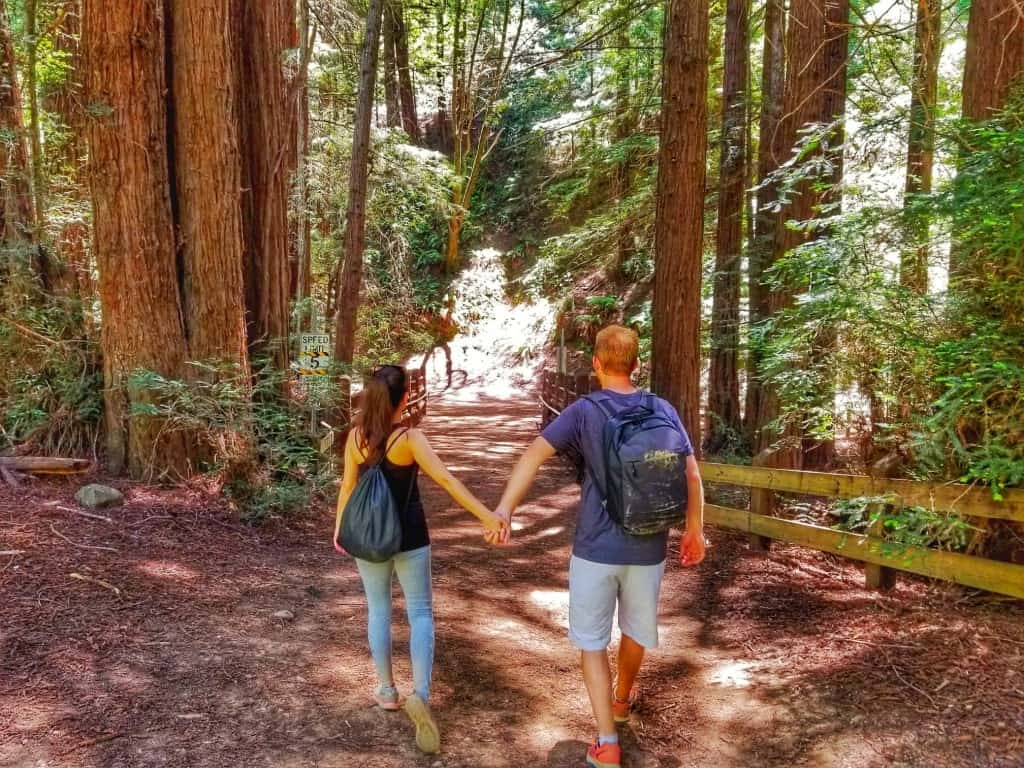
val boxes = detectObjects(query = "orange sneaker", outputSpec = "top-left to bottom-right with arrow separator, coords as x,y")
612,683 -> 639,723
586,740 -> 622,768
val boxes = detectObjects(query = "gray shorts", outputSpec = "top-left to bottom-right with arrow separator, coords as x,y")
568,555 -> 666,652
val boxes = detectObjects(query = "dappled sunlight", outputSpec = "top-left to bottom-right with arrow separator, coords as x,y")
136,559 -> 201,583
706,660 -> 755,689
428,246 -> 555,401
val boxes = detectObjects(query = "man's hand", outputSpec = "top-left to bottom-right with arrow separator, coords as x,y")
484,506 -> 513,546
680,529 -> 706,567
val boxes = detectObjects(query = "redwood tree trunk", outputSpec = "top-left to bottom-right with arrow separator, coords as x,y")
952,0 -> 1024,279
393,0 -> 420,142
900,0 -> 940,293
801,0 -> 848,470
706,0 -> 748,452
962,0 -> 1024,122
383,1 -> 401,129
755,0 -> 830,466
82,0 -> 192,477
237,0 -> 294,370
613,15 -> 634,274
651,0 -> 709,451
171,0 -> 249,369
334,0 -> 385,367
0,0 -> 35,252
744,0 -> 785,443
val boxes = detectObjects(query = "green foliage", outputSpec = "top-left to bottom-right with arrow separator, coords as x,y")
127,361 -> 336,522
829,496 -> 974,552
0,303 -> 101,457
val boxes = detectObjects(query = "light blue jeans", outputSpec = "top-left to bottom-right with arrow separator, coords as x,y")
355,545 -> 434,701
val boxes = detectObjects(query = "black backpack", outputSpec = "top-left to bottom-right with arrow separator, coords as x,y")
338,428 -> 415,562
583,392 -> 690,536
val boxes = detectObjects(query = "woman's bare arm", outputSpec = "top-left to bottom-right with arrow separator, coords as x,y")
406,429 -> 504,534
333,431 -> 361,543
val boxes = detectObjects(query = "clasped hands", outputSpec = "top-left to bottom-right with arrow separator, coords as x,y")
482,505 -> 513,547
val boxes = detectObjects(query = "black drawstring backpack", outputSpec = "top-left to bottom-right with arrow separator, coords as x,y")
338,428 -> 414,562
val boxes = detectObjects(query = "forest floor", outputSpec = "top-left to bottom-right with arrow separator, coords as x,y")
3,250 -> 1024,768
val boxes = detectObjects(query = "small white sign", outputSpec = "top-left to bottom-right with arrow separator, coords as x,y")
298,334 -> 331,377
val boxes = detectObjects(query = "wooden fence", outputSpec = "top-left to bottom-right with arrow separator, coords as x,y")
538,369 -> 1024,600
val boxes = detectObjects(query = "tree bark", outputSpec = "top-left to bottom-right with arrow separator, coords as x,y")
744,0 -> 785,443
25,0 -> 45,231
82,0 -> 192,477
333,0 -> 385,367
613,13 -> 634,274
393,0 -> 420,142
801,0 -> 848,470
962,0 -> 1024,122
0,0 -> 35,255
755,0 -> 830,466
900,0 -> 940,294
706,0 -> 748,452
651,0 -> 709,452
382,1 -> 400,129
293,0 -> 313,334
952,0 -> 1024,279
171,0 -> 249,370
236,0 -> 294,370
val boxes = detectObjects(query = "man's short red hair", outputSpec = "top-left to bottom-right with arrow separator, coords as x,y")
595,325 -> 639,375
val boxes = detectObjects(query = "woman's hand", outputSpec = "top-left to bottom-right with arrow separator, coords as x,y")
483,507 -> 512,546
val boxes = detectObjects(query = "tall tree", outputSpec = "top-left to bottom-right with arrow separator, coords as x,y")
754,0 -> 830,466
801,0 -> 848,470
24,0 -> 44,230
382,1 -> 401,129
651,0 -> 709,448
293,0 -> 314,334
392,0 -> 420,142
443,0 -> 524,273
334,0 -> 385,367
236,0 -> 295,370
171,0 -> 249,369
706,0 -> 749,452
0,0 -> 35,258
900,0 -> 941,293
82,0 -> 192,476
962,0 -> 1024,123
612,5 -> 635,273
744,0 -> 785,442
952,0 -> 1024,280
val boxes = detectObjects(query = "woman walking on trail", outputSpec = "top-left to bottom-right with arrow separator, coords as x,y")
332,364 -> 507,755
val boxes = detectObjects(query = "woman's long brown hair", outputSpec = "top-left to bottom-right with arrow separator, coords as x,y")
354,365 -> 407,463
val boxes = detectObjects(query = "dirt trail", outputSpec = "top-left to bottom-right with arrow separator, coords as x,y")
2,251 -> 1023,767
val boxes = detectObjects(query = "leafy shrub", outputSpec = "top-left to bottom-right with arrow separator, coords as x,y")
0,302 -> 101,457
128,359 -> 336,522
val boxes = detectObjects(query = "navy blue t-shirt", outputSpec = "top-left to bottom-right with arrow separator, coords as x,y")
541,388 -> 693,566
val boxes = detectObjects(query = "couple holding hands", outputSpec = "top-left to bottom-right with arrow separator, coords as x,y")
332,325 -> 706,768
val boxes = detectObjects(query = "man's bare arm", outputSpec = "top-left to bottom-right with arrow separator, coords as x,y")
680,454 -> 706,566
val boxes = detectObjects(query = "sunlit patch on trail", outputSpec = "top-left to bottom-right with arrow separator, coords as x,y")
425,245 -> 555,400
529,589 -> 569,628
136,559 -> 201,583
706,660 -> 755,689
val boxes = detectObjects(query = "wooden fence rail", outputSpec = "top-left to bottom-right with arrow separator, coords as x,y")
537,368 -> 1024,600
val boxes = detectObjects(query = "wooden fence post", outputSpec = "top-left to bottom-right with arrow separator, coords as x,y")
749,449 -> 774,552
864,503 -> 898,590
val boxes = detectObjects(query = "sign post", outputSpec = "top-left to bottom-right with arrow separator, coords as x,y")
298,334 -> 332,439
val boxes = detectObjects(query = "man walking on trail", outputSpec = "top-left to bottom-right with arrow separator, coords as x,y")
491,324 -> 706,768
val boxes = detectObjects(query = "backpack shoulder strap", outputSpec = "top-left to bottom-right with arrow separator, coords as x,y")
373,426 -> 411,467
581,393 -> 616,420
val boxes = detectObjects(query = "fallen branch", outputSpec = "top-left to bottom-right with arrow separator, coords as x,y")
57,505 -> 114,524
49,524 -> 118,553
69,572 -> 122,596
0,456 -> 91,474
0,550 -> 24,556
